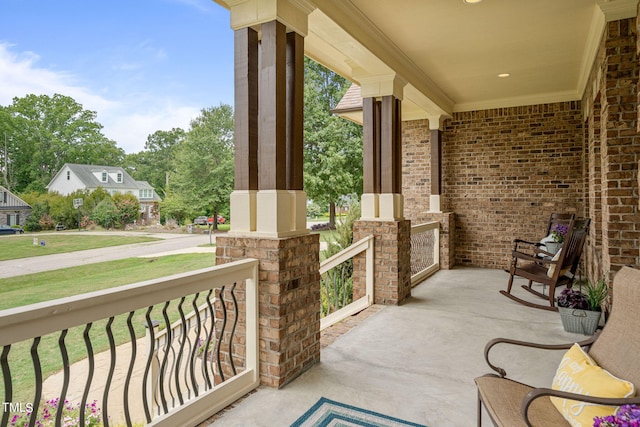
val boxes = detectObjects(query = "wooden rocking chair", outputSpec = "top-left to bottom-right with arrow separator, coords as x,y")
511,213 -> 575,258
500,217 -> 590,311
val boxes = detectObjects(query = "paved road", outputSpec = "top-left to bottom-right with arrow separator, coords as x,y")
0,231 -> 218,279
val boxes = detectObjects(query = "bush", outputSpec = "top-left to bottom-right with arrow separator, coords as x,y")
320,202 -> 360,316
311,222 -> 334,231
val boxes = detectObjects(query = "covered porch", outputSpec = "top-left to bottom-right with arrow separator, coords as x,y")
203,268 -> 589,427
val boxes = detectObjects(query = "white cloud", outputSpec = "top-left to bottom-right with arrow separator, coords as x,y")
100,103 -> 199,153
0,42 -> 201,154
0,42 -> 114,112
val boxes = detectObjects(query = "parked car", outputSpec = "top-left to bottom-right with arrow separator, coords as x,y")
194,215 -> 226,225
0,224 -> 24,235
193,216 -> 208,225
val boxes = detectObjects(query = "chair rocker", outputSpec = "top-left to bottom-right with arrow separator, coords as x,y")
476,266 -> 640,426
500,217 -> 590,311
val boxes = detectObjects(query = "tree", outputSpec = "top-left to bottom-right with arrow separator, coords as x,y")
165,104 -> 234,229
123,128 -> 185,198
303,58 -> 363,226
1,94 -> 124,193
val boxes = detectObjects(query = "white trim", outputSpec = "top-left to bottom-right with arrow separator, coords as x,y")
319,235 -> 375,330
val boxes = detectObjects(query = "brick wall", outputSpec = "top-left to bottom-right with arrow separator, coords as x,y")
401,18 -> 640,277
403,119 -> 432,218
215,234 -> 320,388
402,103 -> 584,269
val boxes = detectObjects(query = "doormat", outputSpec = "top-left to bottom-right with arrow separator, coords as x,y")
290,397 -> 427,427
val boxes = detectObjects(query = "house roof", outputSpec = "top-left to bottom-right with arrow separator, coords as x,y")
0,185 -> 32,210
48,164 -> 161,201
331,84 -> 363,124
63,163 -> 140,188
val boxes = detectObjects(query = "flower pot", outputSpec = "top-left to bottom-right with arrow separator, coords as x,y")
558,307 -> 601,335
545,242 -> 562,255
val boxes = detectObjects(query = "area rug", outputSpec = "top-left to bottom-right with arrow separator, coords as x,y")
290,397 -> 427,427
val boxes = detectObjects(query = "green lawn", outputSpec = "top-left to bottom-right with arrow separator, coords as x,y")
0,253 -> 217,404
0,234 -> 159,261
0,253 -> 216,310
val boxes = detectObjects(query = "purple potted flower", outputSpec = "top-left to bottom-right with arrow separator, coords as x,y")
593,404 -> 640,426
556,280 -> 608,335
557,288 -> 589,310
551,223 -> 569,243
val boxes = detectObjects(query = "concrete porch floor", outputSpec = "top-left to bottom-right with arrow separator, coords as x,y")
204,267 -> 589,427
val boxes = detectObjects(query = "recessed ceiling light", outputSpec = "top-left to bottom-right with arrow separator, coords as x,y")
497,73 -> 510,78
463,0 -> 483,4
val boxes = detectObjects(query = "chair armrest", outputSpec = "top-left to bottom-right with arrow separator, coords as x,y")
513,239 -> 543,252
513,239 -> 540,246
511,248 -> 557,264
484,335 -> 598,377
521,388 -> 640,427
533,247 -> 555,258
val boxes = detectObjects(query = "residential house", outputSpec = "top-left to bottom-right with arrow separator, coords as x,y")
46,163 -> 161,224
0,185 -> 31,227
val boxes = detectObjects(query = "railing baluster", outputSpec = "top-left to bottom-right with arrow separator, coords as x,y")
216,286 -> 227,383
142,306 -> 155,423
123,311 -> 136,427
158,301 -> 171,413
79,323 -> 94,427
203,289 -> 215,389
102,317 -> 116,427
56,329 -> 70,427
228,283 -> 238,376
189,293 -> 201,396
182,314 -> 194,400
174,297 -> 187,406
29,337 -> 42,427
1,345 -> 11,427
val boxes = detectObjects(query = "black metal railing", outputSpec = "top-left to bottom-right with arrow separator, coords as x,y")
0,259 -> 259,427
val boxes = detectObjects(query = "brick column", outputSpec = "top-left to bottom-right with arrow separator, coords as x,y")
600,18 -> 640,277
216,234 -> 320,387
353,220 -> 411,305
354,74 -> 411,304
223,0 -> 318,388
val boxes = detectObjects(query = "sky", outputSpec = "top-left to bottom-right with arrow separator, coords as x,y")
1,0 -> 235,153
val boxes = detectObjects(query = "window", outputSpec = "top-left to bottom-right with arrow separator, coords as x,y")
117,172 -> 123,183
67,171 -> 71,180
139,189 -> 153,199
101,171 -> 108,183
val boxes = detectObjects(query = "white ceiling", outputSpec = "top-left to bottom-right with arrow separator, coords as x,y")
305,0 -> 638,118
215,0 -> 639,119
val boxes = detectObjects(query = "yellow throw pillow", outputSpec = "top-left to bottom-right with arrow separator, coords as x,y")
551,343 -> 635,426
